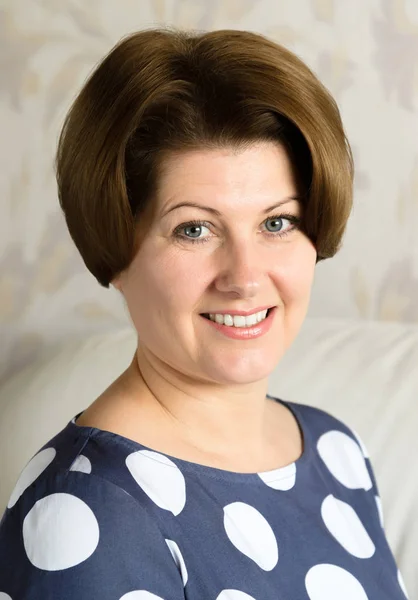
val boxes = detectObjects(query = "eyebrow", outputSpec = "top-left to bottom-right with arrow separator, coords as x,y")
161,196 -> 301,218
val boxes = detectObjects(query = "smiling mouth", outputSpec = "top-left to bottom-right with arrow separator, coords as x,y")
200,308 -> 273,319
200,307 -> 274,327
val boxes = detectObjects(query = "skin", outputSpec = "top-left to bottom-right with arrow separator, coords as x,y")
78,141 -> 317,472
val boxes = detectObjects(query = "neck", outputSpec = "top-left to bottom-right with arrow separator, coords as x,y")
126,346 -> 273,456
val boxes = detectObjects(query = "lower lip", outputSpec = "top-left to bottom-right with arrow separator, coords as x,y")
200,308 -> 276,340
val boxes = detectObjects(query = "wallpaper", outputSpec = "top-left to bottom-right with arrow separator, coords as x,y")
1,0 -> 418,380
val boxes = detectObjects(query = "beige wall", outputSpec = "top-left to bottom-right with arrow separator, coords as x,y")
1,0 -> 418,381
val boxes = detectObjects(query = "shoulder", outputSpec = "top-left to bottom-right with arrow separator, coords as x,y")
1,418 -> 165,555
272,396 -> 376,480
283,398 -> 366,450
2,412 -> 192,541
0,427 -> 186,598
281,398 -> 381,494
2,414 -> 179,516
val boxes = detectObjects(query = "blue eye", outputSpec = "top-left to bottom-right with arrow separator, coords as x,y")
265,217 -> 284,232
263,214 -> 300,237
184,224 -> 204,238
173,220 -> 212,244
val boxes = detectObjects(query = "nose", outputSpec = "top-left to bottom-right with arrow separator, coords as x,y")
214,238 -> 262,298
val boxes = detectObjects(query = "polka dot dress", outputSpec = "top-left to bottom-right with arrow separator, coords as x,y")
0,397 -> 409,599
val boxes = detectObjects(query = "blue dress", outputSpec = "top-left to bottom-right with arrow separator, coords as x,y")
0,396 -> 409,599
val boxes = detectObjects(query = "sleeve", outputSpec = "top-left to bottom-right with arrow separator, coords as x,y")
350,427 -> 386,528
352,429 -> 412,597
0,471 -> 186,600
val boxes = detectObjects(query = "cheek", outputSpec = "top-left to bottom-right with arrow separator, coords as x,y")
277,241 -> 317,303
279,243 -> 316,347
126,245 -> 212,315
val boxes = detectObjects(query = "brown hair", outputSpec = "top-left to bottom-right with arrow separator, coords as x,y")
55,26 -> 353,287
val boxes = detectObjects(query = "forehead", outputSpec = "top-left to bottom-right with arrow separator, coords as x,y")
156,142 -> 298,209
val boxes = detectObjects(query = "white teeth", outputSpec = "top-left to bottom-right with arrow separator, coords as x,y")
208,309 -> 269,327
233,315 -> 246,328
246,313 -> 258,326
224,314 -> 234,326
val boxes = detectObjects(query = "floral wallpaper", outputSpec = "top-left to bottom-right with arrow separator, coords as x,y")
1,0 -> 418,380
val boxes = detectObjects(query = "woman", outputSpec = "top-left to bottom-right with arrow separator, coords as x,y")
0,27 -> 408,599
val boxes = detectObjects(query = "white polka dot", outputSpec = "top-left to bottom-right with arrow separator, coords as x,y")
375,495 -> 384,528
223,502 -> 278,571
119,593 -> 165,600
398,569 -> 409,598
305,563 -> 369,599
7,447 -> 56,509
165,539 -> 188,586
216,591 -> 257,599
317,430 -> 372,491
23,493 -> 99,570
351,429 -> 369,458
0,593 -> 13,599
258,463 -> 296,490
126,450 -> 186,516
321,495 -> 375,558
69,455 -> 92,474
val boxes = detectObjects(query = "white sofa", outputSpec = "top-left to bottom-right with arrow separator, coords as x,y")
0,317 -> 415,597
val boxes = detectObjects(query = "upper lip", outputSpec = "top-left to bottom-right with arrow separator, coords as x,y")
201,305 -> 275,316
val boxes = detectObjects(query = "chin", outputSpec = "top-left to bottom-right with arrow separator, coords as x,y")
203,348 -> 284,386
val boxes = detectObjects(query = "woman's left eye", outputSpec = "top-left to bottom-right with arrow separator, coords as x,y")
263,214 -> 300,236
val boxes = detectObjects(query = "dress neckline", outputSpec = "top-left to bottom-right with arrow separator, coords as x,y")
69,395 -> 311,485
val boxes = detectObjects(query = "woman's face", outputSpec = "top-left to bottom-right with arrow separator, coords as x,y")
114,142 -> 317,385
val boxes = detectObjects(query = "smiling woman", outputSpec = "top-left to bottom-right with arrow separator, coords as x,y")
109,142 -> 316,387
0,26 -> 407,600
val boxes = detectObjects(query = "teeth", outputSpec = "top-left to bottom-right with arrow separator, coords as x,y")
224,314 -> 234,327
208,309 -> 269,327
233,315 -> 246,327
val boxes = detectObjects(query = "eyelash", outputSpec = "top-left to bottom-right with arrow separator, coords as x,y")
172,213 -> 301,245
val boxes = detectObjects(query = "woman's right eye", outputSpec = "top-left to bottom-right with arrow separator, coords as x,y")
173,220 -> 212,244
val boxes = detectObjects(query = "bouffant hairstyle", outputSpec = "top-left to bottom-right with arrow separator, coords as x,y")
55,27 -> 353,288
